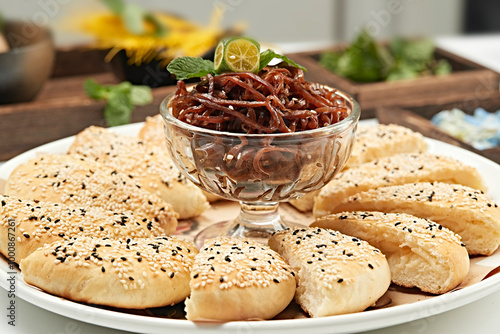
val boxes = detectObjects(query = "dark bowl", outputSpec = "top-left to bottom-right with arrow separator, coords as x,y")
0,21 -> 55,104
109,47 -> 216,88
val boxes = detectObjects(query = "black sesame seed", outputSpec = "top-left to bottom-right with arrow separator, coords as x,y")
273,279 -> 280,283
170,272 -> 175,278
368,263 -> 374,269
102,266 -> 105,273
337,278 -> 344,283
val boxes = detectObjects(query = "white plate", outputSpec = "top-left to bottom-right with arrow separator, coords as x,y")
1,121 -> 500,334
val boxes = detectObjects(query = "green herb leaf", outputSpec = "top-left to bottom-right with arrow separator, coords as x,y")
130,85 -> 153,105
319,51 -> 341,73
386,62 -> 419,81
104,89 -> 134,127
321,29 -> 449,83
84,79 -> 153,127
100,0 -> 125,15
84,79 -> 107,100
433,59 -> 452,76
167,57 -> 215,81
259,49 -> 307,72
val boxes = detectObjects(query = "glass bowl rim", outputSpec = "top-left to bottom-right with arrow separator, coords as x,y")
160,85 -> 360,139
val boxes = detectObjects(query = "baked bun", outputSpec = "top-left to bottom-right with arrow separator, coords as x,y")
138,115 -> 221,203
332,182 -> 500,255
268,227 -> 391,317
138,115 -> 165,146
314,153 -> 486,218
68,126 -> 209,219
312,211 -> 470,294
345,124 -> 428,169
289,124 -> 428,212
0,195 -> 167,262
5,154 -> 178,234
20,236 -> 198,309
185,237 -> 295,321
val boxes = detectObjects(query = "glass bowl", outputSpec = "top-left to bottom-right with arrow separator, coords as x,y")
160,88 -> 360,246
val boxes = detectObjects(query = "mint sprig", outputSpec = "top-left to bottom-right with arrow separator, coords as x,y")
84,79 -> 153,127
167,57 -> 215,81
167,49 -> 306,81
259,49 -> 307,72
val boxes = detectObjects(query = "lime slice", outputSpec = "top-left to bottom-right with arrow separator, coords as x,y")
214,37 -> 261,74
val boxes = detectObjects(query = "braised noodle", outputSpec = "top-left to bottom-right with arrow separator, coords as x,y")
168,65 -> 351,190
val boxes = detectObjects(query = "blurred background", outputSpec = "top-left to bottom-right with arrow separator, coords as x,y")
1,0 -> 499,47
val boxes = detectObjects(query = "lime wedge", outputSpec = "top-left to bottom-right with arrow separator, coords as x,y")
214,37 -> 261,74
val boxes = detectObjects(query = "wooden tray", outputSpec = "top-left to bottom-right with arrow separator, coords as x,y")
0,47 -> 177,161
287,47 -> 500,119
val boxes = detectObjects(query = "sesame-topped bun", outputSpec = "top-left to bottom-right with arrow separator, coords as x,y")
312,211 -> 470,294
268,227 -> 391,317
289,124 -> 428,212
138,115 -> 221,203
314,153 -> 486,218
345,124 -> 428,169
0,195 -> 167,262
332,182 -> 500,255
20,236 -> 198,309
5,154 -> 178,234
68,126 -> 209,219
185,237 -> 295,321
138,114 -> 166,147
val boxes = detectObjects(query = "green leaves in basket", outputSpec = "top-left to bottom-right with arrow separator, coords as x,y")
84,79 -> 153,127
319,29 -> 452,83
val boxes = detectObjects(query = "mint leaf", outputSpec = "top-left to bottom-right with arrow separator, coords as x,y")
259,49 -> 307,72
319,51 -> 341,73
130,85 -> 153,105
105,89 -> 133,127
167,57 -> 215,81
84,79 -> 153,127
84,79 -> 107,100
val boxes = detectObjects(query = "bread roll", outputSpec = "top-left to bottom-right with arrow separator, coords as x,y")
68,126 -> 209,219
312,211 -> 470,294
345,124 -> 428,169
138,115 -> 221,203
289,124 -> 428,212
332,182 -> 500,255
269,227 -> 391,317
314,153 -> 486,218
5,154 -> 178,234
138,115 -> 165,146
0,194 -> 167,262
20,236 -> 198,309
185,237 -> 295,321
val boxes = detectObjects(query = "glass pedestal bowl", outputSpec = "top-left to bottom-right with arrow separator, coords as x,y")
160,90 -> 360,247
